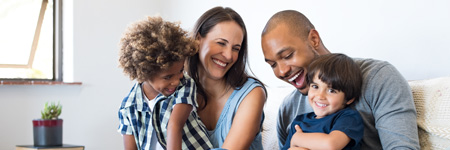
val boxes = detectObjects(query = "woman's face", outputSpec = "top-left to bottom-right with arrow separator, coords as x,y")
197,21 -> 244,80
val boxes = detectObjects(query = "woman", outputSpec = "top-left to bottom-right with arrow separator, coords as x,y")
187,6 -> 267,149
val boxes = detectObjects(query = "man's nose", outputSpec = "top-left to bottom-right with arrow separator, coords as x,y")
277,63 -> 290,79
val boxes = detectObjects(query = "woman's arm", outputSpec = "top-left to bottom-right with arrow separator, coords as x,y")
123,134 -> 138,150
290,125 -> 350,150
166,103 -> 193,150
221,87 -> 266,149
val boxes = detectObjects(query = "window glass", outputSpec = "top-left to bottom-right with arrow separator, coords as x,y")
0,0 -> 54,80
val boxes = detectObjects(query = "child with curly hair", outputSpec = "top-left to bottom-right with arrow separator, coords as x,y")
117,16 -> 212,150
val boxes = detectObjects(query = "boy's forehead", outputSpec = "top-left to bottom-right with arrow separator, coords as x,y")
155,61 -> 185,75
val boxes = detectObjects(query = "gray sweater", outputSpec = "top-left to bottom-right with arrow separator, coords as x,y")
277,58 -> 420,150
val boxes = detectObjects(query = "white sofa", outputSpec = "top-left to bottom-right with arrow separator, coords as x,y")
261,76 -> 450,150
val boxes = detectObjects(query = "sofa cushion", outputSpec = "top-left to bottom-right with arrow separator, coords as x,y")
409,77 -> 450,150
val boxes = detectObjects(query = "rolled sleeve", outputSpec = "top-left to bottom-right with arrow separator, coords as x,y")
118,108 -> 133,135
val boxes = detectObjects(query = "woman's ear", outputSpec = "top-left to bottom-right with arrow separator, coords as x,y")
346,98 -> 356,105
196,33 -> 202,41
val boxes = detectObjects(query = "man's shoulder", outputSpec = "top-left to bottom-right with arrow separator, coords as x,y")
353,58 -> 391,72
353,57 -> 402,81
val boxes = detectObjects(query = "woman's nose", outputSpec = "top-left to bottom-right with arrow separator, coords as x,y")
222,47 -> 233,61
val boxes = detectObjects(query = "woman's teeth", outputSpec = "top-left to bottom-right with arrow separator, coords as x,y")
213,59 -> 226,67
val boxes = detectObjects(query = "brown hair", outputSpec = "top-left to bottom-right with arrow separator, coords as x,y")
188,6 -> 265,106
119,16 -> 197,82
306,53 -> 362,102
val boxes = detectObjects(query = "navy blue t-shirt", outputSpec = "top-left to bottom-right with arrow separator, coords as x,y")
282,107 -> 363,150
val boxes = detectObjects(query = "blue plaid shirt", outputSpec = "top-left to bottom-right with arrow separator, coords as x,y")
118,74 -> 212,150
152,75 -> 212,150
117,82 -> 154,150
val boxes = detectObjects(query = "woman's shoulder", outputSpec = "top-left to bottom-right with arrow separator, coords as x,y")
235,78 -> 266,104
237,78 -> 265,95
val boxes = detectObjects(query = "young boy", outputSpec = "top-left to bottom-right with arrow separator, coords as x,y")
282,53 -> 364,150
117,16 -> 212,150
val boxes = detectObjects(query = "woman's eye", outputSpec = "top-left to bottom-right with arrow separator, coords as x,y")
217,42 -> 226,46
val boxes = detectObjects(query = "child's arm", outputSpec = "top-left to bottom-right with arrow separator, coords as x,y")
123,134 -> 138,150
290,125 -> 351,150
288,147 -> 309,150
166,103 -> 193,150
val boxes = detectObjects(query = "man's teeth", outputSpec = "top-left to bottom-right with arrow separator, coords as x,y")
288,72 -> 301,82
213,59 -> 226,67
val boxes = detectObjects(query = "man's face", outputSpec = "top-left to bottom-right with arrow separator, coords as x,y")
261,24 -> 318,94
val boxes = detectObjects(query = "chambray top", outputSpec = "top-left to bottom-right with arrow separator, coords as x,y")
152,75 -> 212,150
208,78 -> 265,149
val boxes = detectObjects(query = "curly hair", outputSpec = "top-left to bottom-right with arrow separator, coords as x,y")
119,16 -> 198,83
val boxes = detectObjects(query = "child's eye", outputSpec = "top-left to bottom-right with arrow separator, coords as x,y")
310,84 -> 318,89
328,89 -> 337,93
164,75 -> 172,80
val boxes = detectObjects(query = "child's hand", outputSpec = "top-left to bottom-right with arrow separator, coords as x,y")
290,125 -> 304,147
294,125 -> 303,133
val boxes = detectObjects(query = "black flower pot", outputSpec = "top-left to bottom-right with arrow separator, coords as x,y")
33,119 -> 63,146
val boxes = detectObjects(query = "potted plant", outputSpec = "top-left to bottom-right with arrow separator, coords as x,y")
33,102 -> 63,146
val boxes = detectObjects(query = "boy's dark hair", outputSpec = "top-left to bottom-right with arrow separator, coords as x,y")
118,16 -> 198,83
306,53 -> 362,102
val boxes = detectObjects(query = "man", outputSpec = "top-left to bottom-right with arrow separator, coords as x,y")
261,10 -> 419,149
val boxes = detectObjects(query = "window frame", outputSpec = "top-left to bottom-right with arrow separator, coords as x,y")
0,0 -> 81,85
0,0 -> 62,82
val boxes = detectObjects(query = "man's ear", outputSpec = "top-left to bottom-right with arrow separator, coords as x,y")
346,98 -> 356,105
308,29 -> 321,50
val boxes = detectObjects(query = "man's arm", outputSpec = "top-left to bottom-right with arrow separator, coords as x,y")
166,104 -> 192,150
277,103 -> 289,149
364,63 -> 419,149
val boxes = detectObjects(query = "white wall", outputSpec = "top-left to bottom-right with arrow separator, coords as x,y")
1,0 -> 450,149
160,0 -> 450,87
